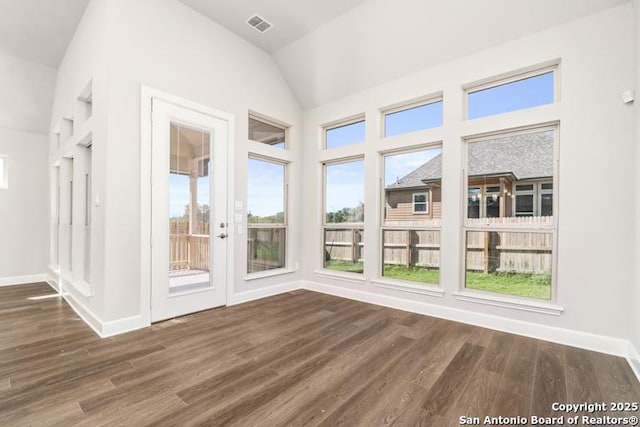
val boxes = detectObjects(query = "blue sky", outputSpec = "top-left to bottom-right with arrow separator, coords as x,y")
325,160 -> 364,214
385,101 -> 442,137
384,148 -> 441,187
169,174 -> 210,218
247,158 -> 284,217
468,71 -> 553,119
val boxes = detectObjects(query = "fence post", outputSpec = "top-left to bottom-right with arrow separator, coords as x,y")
351,229 -> 356,263
405,229 -> 411,267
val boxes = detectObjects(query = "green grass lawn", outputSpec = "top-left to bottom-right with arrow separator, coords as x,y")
466,271 -> 551,300
326,261 -> 550,300
383,264 -> 550,300
325,260 -> 364,273
383,265 -> 440,284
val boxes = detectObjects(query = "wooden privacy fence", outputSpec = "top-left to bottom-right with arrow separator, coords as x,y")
326,221 -> 552,274
247,227 -> 286,273
169,234 -> 209,272
324,229 -> 364,263
466,231 -> 552,274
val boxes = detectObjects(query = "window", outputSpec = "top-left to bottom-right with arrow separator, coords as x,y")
0,155 -> 7,189
464,127 -> 556,300
382,147 -> 442,285
412,192 -> 429,214
384,99 -> 443,137
247,157 -> 287,273
467,68 -> 555,119
249,115 -> 286,149
514,182 -> 553,217
325,119 -> 365,150
323,159 -> 364,273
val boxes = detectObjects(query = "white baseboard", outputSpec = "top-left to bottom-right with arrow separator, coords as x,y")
302,280 -> 632,360
101,315 -> 146,338
62,292 -> 104,338
228,281 -> 301,306
0,274 -> 48,287
628,343 -> 640,383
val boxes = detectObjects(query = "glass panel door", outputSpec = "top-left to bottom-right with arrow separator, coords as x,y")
168,123 -> 212,294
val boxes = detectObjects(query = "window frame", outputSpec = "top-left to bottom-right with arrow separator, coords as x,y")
322,115 -> 366,150
461,124 -> 559,304
378,144 -> 443,289
321,156 -> 366,275
246,154 -> 289,276
464,62 -> 559,120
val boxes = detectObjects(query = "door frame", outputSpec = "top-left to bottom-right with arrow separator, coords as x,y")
140,86 -> 235,326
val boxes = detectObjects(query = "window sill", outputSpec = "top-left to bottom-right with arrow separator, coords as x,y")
452,291 -> 563,316
245,268 -> 295,281
314,270 -> 366,284
371,278 -> 444,297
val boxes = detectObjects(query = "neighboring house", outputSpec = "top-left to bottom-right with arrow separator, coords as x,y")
385,131 -> 554,220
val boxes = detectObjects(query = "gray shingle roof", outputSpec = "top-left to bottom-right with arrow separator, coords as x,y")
386,130 -> 553,190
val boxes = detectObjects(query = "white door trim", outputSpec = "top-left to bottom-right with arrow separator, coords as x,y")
140,86 -> 235,326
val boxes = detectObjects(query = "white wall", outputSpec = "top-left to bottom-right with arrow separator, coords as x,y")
302,4 -> 636,350
632,0 -> 640,371
0,50 -> 56,134
0,128 -> 48,281
51,0 -> 302,328
0,50 -> 54,283
49,0 -> 109,319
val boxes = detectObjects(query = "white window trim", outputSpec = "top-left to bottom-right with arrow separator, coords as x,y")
412,192 -> 429,214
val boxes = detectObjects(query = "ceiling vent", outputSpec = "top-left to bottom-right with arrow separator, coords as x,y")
246,14 -> 273,33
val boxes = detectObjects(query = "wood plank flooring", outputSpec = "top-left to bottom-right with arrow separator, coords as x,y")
1,282 -> 639,426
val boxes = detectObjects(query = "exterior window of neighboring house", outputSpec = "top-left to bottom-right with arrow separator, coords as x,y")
0,155 -> 7,189
323,159 -> 365,274
249,115 -> 287,149
466,66 -> 556,119
412,192 -> 429,214
464,127 -> 556,301
514,182 -> 553,217
382,146 -> 442,286
324,118 -> 365,150
383,98 -> 443,137
247,157 -> 287,274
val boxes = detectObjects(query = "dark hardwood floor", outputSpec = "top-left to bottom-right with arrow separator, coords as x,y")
1,282 -> 639,426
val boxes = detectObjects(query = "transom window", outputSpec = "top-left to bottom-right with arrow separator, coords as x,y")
324,119 -> 365,150
466,66 -> 556,119
248,115 -> 287,149
383,99 -> 443,137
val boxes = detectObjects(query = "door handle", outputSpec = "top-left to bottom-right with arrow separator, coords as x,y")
216,233 -> 228,239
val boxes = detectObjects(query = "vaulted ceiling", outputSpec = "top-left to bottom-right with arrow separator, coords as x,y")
0,0 -> 630,108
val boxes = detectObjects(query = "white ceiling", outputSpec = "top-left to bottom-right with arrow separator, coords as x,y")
177,0 -> 368,53
0,0 -> 89,68
273,0 -> 631,108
